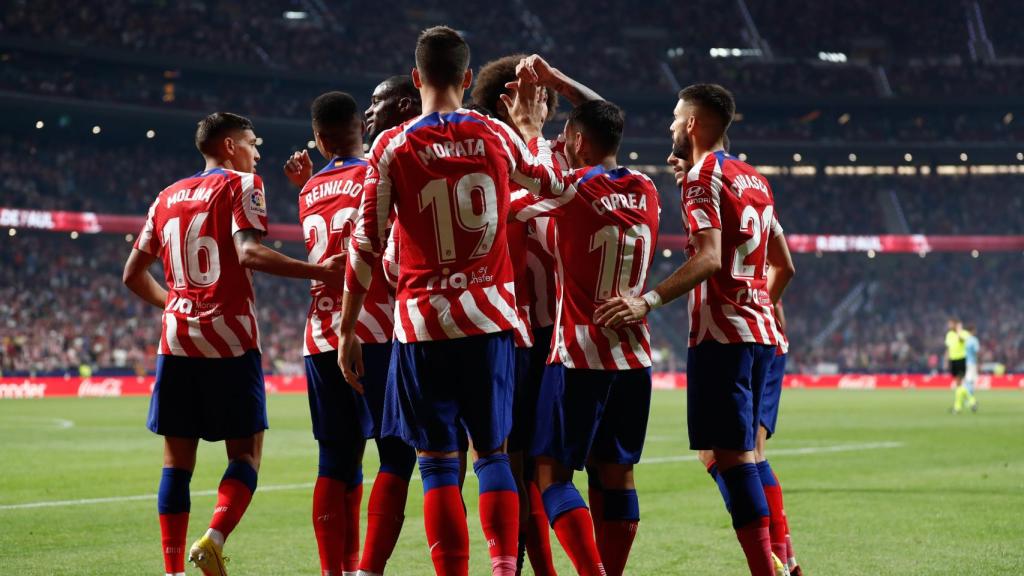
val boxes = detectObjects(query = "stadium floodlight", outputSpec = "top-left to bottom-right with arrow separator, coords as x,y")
738,153 -> 748,161
867,249 -> 876,259
904,153 -> 913,162
7,228 -> 15,237
971,250 -> 980,258
662,249 -> 672,258
818,51 -> 848,63
146,130 -> 156,139
1017,152 -> 1023,161
793,153 -> 802,162
255,137 -> 264,146
1004,113 -> 1014,125
283,11 -> 308,19
307,140 -> 316,149
848,153 -> 857,162
838,113 -> 850,125
629,152 -> 639,160
125,234 -> 134,242
960,152 -> 968,162
91,125 -> 101,134
35,120 -> 44,129
70,231 -> 79,239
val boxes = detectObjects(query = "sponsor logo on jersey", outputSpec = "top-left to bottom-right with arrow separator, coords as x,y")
685,185 -> 706,199
250,187 -> 267,215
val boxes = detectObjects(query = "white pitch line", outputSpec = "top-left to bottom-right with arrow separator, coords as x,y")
641,441 -> 904,464
0,441 -> 902,511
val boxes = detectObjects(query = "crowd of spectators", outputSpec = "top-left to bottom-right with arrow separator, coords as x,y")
3,231 -> 1022,377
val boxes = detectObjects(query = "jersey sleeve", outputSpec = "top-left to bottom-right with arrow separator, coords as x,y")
508,169 -> 582,222
134,198 -> 160,255
770,212 -> 784,237
346,136 -> 394,294
682,159 -> 723,233
488,118 -> 572,201
231,173 -> 269,235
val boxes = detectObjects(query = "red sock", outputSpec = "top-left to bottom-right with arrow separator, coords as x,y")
587,485 -> 604,543
525,482 -> 557,576
762,481 -> 789,562
360,471 -> 409,573
344,484 -> 363,572
479,490 -> 520,575
735,517 -> 774,576
312,476 -> 347,574
159,512 -> 189,573
552,508 -> 606,576
598,520 -> 638,576
209,478 -> 255,539
424,485 -> 470,575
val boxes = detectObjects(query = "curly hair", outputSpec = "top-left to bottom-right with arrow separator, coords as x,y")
471,54 -> 558,123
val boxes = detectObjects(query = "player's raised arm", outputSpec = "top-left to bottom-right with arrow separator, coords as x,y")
232,230 -> 344,288
515,54 -> 602,106
498,81 -> 574,199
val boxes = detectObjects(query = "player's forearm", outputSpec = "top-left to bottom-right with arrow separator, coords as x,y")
338,289 -> 367,334
767,265 -> 794,305
652,250 -> 721,306
238,242 -> 328,281
125,272 -> 168,309
548,67 -> 602,106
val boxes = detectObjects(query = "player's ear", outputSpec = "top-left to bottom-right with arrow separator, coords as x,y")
462,69 -> 473,89
411,68 -> 422,89
222,135 -> 236,157
397,97 -> 412,114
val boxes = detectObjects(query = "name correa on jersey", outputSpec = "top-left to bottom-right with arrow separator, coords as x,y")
299,157 -> 396,355
345,109 -> 570,343
135,168 -> 267,358
683,151 -> 784,347
512,164 -> 661,370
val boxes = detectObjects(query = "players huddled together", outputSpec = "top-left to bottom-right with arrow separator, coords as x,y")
123,25 -> 803,576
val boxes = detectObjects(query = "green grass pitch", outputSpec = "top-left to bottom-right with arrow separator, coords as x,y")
1,389 -> 1022,575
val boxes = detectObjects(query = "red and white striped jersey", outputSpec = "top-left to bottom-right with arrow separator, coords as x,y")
346,109 -> 570,343
507,218 -> 535,348
512,165 -> 660,370
683,151 -> 784,347
299,157 -> 395,356
135,167 -> 267,357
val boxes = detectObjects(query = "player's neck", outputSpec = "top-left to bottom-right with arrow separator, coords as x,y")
596,156 -> 618,170
204,157 -> 231,172
691,138 -> 726,166
330,146 -> 363,160
419,86 -> 464,115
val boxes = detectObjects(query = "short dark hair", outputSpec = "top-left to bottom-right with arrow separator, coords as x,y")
311,91 -> 360,132
195,112 -> 253,155
567,100 -> 624,156
415,26 -> 470,88
678,83 -> 735,130
471,54 -> 557,122
382,75 -> 420,103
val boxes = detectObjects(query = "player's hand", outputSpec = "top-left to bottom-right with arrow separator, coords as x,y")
337,332 -> 365,393
667,154 -> 687,187
594,296 -> 651,328
284,150 -> 313,189
501,80 -> 546,140
516,54 -> 558,87
319,254 -> 346,291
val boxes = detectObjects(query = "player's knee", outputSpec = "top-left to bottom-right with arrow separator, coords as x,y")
697,449 -> 716,467
318,440 -> 362,485
595,461 -> 634,491
376,436 -> 416,481
712,447 -> 755,471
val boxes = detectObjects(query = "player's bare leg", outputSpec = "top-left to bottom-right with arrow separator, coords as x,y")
755,428 -> 801,575
593,462 -> 639,576
535,456 -> 605,576
714,448 -> 777,576
159,437 -> 199,576
189,432 -> 264,576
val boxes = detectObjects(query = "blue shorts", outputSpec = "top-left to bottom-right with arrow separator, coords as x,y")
358,343 -> 394,438
147,350 -> 268,442
305,348 -> 377,442
686,342 -> 776,451
509,325 -> 555,452
383,331 -> 514,453
530,363 -> 652,470
760,353 -> 787,439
